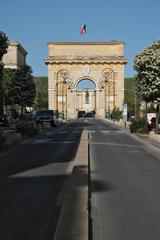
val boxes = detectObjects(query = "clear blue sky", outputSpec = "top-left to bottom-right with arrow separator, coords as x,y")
1,0 -> 160,77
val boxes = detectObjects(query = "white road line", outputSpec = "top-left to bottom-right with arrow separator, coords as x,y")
100,130 -> 125,134
100,130 -> 110,133
31,140 -> 76,144
88,130 -> 95,133
90,141 -> 144,148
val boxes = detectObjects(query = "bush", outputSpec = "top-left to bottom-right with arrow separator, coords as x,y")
137,126 -> 150,134
110,108 -> 122,121
16,122 -> 36,137
129,118 -> 151,133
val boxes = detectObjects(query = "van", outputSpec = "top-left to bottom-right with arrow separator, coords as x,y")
36,110 -> 55,126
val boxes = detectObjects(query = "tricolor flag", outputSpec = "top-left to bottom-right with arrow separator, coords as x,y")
80,24 -> 86,35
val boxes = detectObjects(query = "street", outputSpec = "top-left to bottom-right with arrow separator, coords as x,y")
1,118 -> 160,240
89,118 -> 160,240
0,121 -> 84,240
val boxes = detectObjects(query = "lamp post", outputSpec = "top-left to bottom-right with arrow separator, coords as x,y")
100,68 -> 114,118
94,90 -> 96,114
55,69 -> 75,121
56,69 -> 69,121
113,72 -> 116,121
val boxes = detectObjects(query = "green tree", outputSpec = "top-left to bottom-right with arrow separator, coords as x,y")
124,77 -> 141,119
0,31 -> 8,115
2,68 -> 13,106
34,76 -> 48,110
134,40 -> 160,104
10,65 -> 36,114
0,31 -> 8,60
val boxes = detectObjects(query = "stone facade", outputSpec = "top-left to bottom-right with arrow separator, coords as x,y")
2,41 -> 27,69
45,42 -> 127,119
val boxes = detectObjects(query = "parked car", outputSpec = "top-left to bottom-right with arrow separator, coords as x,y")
84,112 -> 95,118
35,110 -> 55,127
77,111 -> 86,118
0,115 -> 10,127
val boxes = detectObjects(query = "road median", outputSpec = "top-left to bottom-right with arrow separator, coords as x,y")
53,130 -> 89,240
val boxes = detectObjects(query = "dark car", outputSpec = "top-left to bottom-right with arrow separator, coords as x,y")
35,110 -> 55,126
84,112 -> 94,118
77,111 -> 86,118
0,115 -> 10,127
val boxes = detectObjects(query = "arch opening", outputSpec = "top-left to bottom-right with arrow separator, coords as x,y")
76,79 -> 96,115
76,79 -> 96,91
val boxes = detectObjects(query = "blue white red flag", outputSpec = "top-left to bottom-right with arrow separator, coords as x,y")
80,24 -> 86,35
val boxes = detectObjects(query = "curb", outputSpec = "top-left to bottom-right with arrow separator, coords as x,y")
53,130 -> 89,240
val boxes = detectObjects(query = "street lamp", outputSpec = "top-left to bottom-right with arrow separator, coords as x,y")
98,68 -> 114,118
56,69 -> 69,121
55,69 -> 74,121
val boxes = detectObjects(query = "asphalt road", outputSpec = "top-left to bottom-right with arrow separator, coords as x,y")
0,121 -> 85,240
89,118 -> 160,240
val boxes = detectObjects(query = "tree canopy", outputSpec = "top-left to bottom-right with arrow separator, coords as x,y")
0,31 -> 9,114
0,31 -> 8,61
10,65 -> 36,111
2,68 -> 13,105
34,76 -> 48,110
124,77 -> 141,118
134,40 -> 160,103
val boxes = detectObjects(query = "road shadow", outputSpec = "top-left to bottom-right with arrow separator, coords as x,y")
90,179 -> 115,192
0,174 -> 69,240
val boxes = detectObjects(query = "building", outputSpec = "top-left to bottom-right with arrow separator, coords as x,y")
45,41 -> 127,119
2,40 -> 27,69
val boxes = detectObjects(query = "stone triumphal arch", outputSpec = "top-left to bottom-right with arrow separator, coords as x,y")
45,42 -> 127,119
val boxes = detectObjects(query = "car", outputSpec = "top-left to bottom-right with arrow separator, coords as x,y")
77,111 -> 86,118
0,115 -> 10,127
84,112 -> 94,118
35,110 -> 55,126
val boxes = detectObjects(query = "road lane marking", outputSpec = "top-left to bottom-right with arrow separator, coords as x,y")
100,130 -> 125,134
100,130 -> 110,133
88,130 -> 95,133
31,140 -> 76,144
90,141 -> 145,148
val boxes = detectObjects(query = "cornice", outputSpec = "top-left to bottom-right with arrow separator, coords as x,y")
44,56 -> 128,65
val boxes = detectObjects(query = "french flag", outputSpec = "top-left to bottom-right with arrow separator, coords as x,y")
80,24 -> 87,35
